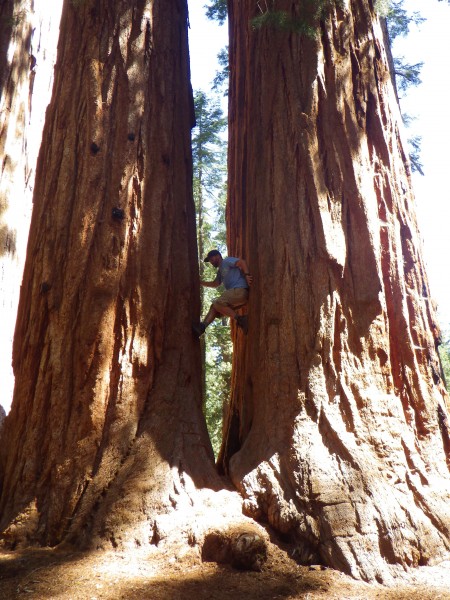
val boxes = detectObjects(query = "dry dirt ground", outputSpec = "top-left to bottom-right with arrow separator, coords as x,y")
1,543 -> 449,600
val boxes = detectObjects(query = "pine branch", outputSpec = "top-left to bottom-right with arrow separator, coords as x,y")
204,0 -> 228,25
393,57 -> 423,93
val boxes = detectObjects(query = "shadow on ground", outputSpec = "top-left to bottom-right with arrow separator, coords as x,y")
1,547 -> 450,600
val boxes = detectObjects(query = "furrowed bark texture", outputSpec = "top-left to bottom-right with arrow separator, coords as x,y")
0,0 -> 61,412
223,0 -> 450,582
0,0 -> 220,549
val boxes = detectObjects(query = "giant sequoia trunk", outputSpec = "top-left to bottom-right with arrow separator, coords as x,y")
222,0 -> 450,582
0,0 -> 222,548
0,0 -> 61,412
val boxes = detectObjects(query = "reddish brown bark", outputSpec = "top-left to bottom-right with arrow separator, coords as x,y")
0,0 -> 221,549
222,0 -> 450,582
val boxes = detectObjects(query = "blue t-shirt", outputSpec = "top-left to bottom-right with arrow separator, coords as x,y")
217,257 -> 248,290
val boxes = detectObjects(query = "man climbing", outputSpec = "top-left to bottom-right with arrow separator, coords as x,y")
193,249 -> 253,337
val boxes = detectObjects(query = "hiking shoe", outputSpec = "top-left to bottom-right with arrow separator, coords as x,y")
235,315 -> 248,334
192,322 -> 206,337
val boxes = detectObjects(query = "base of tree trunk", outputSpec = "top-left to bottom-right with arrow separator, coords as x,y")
228,412 -> 450,583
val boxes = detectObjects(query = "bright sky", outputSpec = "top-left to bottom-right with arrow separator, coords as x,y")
394,0 -> 450,329
188,3 -> 228,93
188,0 -> 450,330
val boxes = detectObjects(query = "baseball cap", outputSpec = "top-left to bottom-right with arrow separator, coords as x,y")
204,249 -> 221,263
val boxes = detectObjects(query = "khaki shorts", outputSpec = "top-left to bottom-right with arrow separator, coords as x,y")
214,287 -> 249,309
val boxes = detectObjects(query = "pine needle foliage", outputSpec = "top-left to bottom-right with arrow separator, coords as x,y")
192,90 -> 230,457
385,0 -> 425,40
393,57 -> 423,94
439,326 -> 450,391
212,46 -> 229,96
251,9 -> 317,38
382,1 -> 425,173
205,0 -> 227,25
251,0 -> 344,38
406,134 -> 424,175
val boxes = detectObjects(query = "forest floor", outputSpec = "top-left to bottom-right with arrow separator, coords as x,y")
1,542 -> 450,600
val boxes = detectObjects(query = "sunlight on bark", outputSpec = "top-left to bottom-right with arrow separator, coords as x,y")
0,0 -> 62,414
